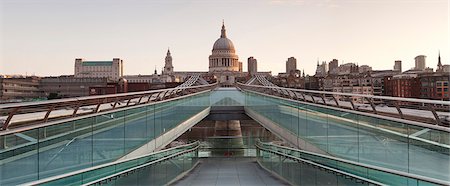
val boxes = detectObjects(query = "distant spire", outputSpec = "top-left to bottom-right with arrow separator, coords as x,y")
221,20 -> 227,38
437,50 -> 443,72
438,50 -> 442,66
167,48 -> 171,56
154,66 -> 157,75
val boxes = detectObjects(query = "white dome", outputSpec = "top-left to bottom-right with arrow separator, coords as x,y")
212,22 -> 236,52
213,37 -> 235,51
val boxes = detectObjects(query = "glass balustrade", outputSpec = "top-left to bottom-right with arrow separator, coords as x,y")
0,93 -> 210,185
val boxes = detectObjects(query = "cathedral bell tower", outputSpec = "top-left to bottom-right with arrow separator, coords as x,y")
163,49 -> 173,75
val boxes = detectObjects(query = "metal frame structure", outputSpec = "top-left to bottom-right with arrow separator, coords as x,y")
0,83 -> 217,131
237,83 -> 450,126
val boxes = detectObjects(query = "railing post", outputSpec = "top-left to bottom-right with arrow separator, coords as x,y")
137,96 -> 143,105
126,97 -> 133,106
2,107 -> 20,130
43,105 -> 55,122
112,98 -> 119,109
394,101 -> 404,119
427,105 -> 442,125
300,92 -> 306,101
72,103 -> 80,117
365,97 -> 377,113
348,96 -> 357,110
320,94 -> 327,105
93,99 -> 103,113
332,95 -> 340,107
310,94 -> 316,103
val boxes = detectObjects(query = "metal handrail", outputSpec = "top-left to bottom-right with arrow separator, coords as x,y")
0,83 -> 217,130
238,83 -> 450,105
0,83 -> 215,109
0,89 -> 211,136
241,87 -> 450,133
237,82 -> 449,125
23,141 -> 199,186
255,141 -> 385,186
256,140 -> 450,186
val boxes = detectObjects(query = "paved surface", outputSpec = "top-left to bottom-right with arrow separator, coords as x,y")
171,158 -> 289,186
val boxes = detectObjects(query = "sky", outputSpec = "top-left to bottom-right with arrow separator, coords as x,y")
0,0 -> 449,76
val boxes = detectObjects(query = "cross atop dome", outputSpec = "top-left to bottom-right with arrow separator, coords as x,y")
221,20 -> 227,38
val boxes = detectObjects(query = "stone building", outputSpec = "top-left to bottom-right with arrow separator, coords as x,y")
0,76 -> 43,101
207,22 -> 247,86
74,58 -> 123,81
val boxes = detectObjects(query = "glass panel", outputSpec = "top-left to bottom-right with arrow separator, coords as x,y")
0,128 -> 39,185
92,111 -> 125,166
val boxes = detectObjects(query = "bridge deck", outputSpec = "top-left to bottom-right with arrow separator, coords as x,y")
171,158 -> 289,186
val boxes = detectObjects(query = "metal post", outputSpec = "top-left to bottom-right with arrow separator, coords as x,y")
43,105 -> 55,122
72,104 -> 80,117
394,101 -> 404,119
94,100 -> 102,113
137,96 -> 143,105
320,94 -> 327,105
332,95 -> 340,107
310,94 -> 316,103
349,98 -> 357,110
427,105 -> 442,125
365,97 -> 377,113
2,107 -> 20,130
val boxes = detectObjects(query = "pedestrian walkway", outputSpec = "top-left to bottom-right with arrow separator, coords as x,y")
171,158 -> 289,186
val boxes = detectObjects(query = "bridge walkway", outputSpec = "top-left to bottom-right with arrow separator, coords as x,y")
171,158 -> 289,186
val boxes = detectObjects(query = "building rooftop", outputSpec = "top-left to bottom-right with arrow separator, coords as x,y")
81,61 -> 113,66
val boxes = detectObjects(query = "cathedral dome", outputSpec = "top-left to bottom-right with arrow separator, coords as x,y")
212,22 -> 235,52
213,37 -> 235,51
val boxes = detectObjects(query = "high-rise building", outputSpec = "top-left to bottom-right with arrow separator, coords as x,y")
163,49 -> 174,75
75,58 -> 123,81
247,57 -> 257,75
328,59 -> 338,74
394,60 -> 402,72
286,57 -> 297,75
414,55 -> 426,70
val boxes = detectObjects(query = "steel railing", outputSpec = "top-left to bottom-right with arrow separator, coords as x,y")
237,82 -> 450,126
0,83 -> 217,130
255,140 -> 449,186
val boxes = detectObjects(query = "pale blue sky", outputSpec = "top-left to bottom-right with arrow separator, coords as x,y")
0,0 -> 448,76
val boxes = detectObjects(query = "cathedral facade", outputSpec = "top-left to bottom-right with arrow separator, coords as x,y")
161,22 -> 269,86
207,22 -> 246,86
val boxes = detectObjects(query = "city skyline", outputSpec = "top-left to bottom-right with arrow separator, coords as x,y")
1,0 -> 449,76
